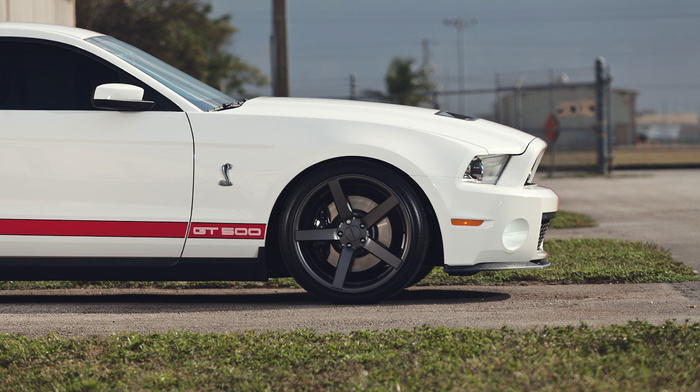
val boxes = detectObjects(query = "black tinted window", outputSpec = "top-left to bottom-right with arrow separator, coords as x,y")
0,40 -> 179,111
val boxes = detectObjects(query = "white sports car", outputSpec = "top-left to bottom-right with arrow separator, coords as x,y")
0,23 -> 558,303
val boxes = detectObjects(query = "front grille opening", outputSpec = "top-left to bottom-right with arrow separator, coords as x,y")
538,212 -> 557,250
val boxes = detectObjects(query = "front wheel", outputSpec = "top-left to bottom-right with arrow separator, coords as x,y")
278,161 -> 429,303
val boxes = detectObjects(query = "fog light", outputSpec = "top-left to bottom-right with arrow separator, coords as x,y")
502,219 -> 529,251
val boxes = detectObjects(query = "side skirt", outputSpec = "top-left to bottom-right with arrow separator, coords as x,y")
0,248 -> 269,282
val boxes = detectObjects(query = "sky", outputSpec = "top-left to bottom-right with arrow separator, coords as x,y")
209,0 -> 700,116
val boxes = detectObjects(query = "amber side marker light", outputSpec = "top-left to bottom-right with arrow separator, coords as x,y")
451,219 -> 484,227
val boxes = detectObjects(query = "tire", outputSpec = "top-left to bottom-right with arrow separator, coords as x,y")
278,160 -> 429,303
408,265 -> 436,287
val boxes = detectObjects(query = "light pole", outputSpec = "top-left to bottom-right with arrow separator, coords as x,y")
443,16 -> 477,114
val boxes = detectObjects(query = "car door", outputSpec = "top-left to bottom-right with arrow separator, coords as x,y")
0,39 -> 194,258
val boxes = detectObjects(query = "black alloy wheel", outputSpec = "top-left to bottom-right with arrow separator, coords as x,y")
279,161 -> 429,303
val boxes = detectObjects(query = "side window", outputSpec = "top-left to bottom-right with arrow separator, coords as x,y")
0,40 -> 179,111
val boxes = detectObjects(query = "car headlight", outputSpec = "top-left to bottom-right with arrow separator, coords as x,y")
464,155 -> 510,184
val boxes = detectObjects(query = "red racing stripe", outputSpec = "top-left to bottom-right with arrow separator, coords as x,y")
0,219 -> 188,238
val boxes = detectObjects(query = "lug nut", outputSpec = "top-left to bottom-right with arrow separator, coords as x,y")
346,219 -> 352,225
337,231 -> 343,237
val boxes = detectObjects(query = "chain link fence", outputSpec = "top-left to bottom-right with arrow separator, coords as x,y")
434,62 -> 700,174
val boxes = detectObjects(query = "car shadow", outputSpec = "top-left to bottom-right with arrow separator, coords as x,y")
393,288 -> 510,303
0,288 -> 510,314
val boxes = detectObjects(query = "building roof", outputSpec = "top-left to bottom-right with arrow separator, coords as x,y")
637,113 -> 698,126
0,22 -> 101,41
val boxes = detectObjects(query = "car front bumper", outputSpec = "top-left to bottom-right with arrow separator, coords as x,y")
424,176 -> 559,270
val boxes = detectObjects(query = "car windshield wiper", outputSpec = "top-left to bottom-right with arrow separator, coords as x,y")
209,100 -> 246,112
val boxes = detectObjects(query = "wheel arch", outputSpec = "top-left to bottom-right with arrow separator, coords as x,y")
264,156 -> 444,277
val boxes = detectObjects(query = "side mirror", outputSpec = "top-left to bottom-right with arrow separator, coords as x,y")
92,83 -> 155,111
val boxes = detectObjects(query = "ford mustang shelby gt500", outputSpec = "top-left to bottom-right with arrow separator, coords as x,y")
0,23 -> 558,303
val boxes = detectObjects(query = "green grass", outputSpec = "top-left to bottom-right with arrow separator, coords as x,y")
0,321 -> 697,391
419,238 -> 698,286
550,210 -> 596,229
1,238 -> 696,290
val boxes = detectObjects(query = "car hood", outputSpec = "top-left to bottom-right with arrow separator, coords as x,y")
228,97 -> 539,154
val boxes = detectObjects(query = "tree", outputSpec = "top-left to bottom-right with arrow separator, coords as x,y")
76,0 -> 267,96
363,57 -> 434,107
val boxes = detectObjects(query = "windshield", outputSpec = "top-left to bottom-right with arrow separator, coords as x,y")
86,36 -> 236,111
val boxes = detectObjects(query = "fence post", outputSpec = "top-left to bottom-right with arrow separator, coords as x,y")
605,63 -> 614,170
595,58 -> 611,175
548,69 -> 556,177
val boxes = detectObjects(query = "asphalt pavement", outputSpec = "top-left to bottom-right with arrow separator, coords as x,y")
537,168 -> 700,273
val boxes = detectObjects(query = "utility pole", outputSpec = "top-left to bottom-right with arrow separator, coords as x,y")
443,15 -> 476,114
421,39 -> 431,69
272,0 -> 289,97
349,73 -> 357,100
422,39 -> 439,108
494,72 -> 501,123
514,74 -> 525,131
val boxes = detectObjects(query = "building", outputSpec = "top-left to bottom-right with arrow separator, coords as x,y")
495,83 -> 638,150
636,112 -> 699,144
1,0 -> 75,26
